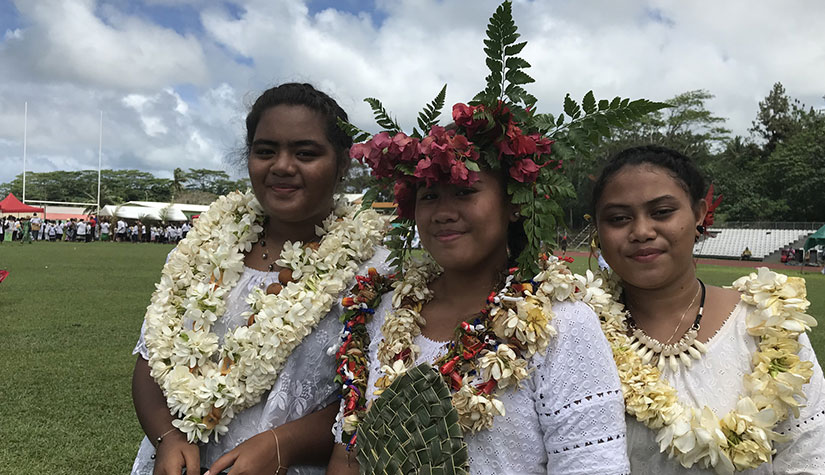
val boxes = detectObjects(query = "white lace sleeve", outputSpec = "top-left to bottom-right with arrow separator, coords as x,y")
133,320 -> 149,360
534,301 -> 630,475
771,332 -> 825,473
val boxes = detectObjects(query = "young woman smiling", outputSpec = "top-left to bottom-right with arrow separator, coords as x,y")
130,83 -> 389,475
591,145 -> 825,473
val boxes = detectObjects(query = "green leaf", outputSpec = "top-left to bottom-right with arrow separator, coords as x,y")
337,118 -> 370,143
504,41 -> 527,56
364,97 -> 402,132
465,160 -> 481,172
563,94 -> 579,118
598,99 -> 609,111
416,84 -> 448,133
582,91 -> 596,115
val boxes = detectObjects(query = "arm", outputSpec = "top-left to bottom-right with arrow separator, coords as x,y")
537,302 -> 630,474
207,403 -> 340,475
132,356 -> 200,475
326,444 -> 359,475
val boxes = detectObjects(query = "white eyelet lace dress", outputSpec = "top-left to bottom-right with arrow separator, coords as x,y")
626,300 -> 825,474
334,296 -> 631,474
131,248 -> 391,475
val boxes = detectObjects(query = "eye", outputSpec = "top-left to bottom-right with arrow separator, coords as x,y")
652,208 -> 675,218
296,149 -> 320,160
605,214 -> 630,225
456,187 -> 477,197
252,146 -> 274,157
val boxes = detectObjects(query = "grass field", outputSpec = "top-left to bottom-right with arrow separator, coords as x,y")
0,242 -> 823,474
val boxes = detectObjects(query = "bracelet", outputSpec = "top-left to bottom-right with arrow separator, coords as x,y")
156,427 -> 177,446
269,428 -> 288,474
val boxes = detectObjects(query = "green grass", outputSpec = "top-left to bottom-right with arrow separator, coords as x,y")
0,243 -> 823,474
0,241 -> 173,474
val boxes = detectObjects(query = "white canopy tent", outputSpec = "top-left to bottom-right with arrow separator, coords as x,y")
99,205 -> 188,222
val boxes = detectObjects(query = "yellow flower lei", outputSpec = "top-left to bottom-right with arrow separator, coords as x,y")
577,267 -> 817,474
375,255 -> 580,433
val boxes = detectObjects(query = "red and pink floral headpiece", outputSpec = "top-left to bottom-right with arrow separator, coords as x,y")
351,101 -> 558,220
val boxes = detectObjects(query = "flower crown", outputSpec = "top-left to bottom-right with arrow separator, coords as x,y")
343,1 -> 668,277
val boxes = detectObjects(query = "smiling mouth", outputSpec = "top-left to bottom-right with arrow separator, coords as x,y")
434,231 -> 464,242
268,184 -> 300,194
630,249 -> 663,262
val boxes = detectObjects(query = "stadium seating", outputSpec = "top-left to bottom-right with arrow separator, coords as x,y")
693,228 -> 813,260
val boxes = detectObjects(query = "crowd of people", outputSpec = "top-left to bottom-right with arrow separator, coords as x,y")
0,214 -> 191,244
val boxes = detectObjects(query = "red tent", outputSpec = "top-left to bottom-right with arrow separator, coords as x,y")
0,193 -> 44,214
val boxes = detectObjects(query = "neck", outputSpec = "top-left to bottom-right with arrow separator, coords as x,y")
622,273 -> 701,327
263,208 -> 332,247
430,253 -> 509,311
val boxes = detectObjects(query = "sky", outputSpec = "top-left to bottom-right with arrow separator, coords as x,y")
1,0 -> 824,187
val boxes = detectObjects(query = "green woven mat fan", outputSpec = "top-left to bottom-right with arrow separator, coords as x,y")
356,363 -> 470,475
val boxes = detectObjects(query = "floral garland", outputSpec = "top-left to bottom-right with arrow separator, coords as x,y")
575,267 -> 817,474
333,268 -> 396,450
143,191 -> 388,443
334,254 -> 581,443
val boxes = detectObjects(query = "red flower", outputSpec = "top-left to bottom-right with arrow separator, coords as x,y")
393,179 -> 416,220
509,158 -> 545,183
453,103 -> 488,137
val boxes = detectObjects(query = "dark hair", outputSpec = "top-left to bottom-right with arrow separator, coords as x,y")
591,145 -> 707,217
244,83 -> 352,165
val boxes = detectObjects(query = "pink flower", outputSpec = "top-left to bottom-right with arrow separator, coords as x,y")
413,157 -> 441,186
509,158 -> 545,183
393,180 -> 416,220
453,103 -> 487,137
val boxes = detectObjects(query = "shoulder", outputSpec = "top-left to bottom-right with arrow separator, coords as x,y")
550,300 -> 603,336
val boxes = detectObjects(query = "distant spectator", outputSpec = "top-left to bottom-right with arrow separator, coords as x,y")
560,234 -> 568,255
30,213 -> 42,240
100,220 -> 110,241
56,220 -> 64,241
740,246 -> 752,260
76,220 -> 87,242
116,218 -> 127,242
20,217 -> 32,244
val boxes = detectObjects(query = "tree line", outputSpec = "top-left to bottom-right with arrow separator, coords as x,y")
564,82 -> 825,228
2,82 -> 822,224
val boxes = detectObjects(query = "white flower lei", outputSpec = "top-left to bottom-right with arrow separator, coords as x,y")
143,191 -> 388,443
576,267 -> 817,474
374,255 -> 578,433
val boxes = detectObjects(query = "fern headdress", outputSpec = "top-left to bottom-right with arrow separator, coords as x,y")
346,1 -> 666,276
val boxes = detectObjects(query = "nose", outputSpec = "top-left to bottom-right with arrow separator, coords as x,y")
431,197 -> 459,224
628,216 -> 656,242
268,150 -> 297,176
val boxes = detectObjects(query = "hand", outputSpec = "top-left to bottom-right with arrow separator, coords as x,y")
152,431 -> 200,475
206,430 -> 286,475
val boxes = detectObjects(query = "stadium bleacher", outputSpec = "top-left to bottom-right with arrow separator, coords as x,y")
693,228 -> 813,259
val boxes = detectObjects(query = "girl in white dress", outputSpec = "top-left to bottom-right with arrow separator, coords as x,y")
131,83 -> 389,475
326,5 -> 629,471
590,145 -> 825,474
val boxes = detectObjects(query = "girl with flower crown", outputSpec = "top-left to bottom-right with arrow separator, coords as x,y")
588,145 -> 825,474
130,83 -> 390,475
324,6 -> 636,460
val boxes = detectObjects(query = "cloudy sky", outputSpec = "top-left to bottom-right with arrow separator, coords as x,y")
1,0 -> 823,186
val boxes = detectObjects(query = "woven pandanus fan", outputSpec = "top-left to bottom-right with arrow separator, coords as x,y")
356,363 -> 470,474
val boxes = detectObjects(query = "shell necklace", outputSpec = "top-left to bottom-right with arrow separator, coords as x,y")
625,279 -> 707,372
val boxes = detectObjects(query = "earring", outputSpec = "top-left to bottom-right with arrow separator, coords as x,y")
513,211 -> 520,218
696,225 -> 705,234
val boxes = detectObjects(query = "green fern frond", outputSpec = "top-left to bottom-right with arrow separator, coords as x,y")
365,98 -> 402,133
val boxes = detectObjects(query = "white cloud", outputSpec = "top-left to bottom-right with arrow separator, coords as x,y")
0,0 -> 823,188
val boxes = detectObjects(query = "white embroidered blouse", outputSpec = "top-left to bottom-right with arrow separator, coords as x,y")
626,300 -> 825,474
131,248 -> 391,475
334,297 -> 631,474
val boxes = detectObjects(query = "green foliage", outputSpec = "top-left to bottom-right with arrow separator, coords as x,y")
337,117 -> 371,144
472,1 -> 536,110
364,97 -> 402,133
385,218 -> 418,273
414,84 -> 448,137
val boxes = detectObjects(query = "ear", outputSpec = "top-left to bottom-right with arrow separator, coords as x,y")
508,203 -> 522,222
695,198 -> 709,227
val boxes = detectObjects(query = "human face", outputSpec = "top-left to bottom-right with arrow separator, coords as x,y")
595,164 -> 707,291
415,170 -> 516,273
248,105 -> 342,229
